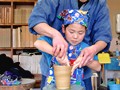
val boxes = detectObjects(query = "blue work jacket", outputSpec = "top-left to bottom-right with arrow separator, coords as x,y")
28,0 -> 112,76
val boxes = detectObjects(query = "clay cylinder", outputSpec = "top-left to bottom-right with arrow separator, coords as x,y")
54,65 -> 71,89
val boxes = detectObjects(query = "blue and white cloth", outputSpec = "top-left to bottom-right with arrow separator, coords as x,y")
58,9 -> 88,27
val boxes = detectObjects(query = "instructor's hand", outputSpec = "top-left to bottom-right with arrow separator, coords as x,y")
52,32 -> 68,59
79,45 -> 97,67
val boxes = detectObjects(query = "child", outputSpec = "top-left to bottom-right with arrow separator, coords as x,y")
34,9 -> 101,90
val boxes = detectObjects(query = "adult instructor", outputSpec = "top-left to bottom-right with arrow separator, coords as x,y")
28,0 -> 112,90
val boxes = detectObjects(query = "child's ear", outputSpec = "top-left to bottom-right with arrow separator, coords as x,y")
62,25 -> 65,33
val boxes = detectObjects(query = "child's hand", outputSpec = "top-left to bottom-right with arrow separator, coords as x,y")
52,32 -> 68,59
56,55 -> 70,66
71,56 -> 82,75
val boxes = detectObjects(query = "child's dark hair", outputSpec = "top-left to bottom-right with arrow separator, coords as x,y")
64,24 -> 87,30
64,24 -> 69,29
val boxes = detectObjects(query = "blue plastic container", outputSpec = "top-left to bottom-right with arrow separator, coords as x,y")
104,58 -> 120,70
109,84 -> 120,90
107,81 -> 115,86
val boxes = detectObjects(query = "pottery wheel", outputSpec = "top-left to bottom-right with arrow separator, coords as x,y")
43,84 -> 84,90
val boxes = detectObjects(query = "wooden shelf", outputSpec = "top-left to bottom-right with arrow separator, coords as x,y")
0,0 -> 36,2
0,24 -> 29,27
0,0 -> 40,78
0,0 -> 37,57
13,47 -> 36,49
13,23 -> 28,26
13,2 -> 35,5
0,24 -> 11,26
13,0 -> 36,2
0,48 -> 11,50
0,2 -> 11,5
0,0 -> 11,2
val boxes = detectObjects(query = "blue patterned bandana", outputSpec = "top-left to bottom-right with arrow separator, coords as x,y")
58,9 -> 88,27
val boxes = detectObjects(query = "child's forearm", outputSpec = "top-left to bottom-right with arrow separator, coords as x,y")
34,40 -> 53,55
87,60 -> 101,72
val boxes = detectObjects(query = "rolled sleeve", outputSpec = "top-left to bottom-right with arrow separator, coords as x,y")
28,0 -> 59,35
91,2 -> 112,51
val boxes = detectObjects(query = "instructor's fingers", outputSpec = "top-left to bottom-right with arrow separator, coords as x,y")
58,45 -> 65,58
53,45 -> 61,56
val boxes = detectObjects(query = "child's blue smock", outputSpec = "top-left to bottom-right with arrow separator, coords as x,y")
38,36 -> 98,80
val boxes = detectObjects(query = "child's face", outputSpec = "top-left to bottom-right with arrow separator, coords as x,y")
62,23 -> 86,46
